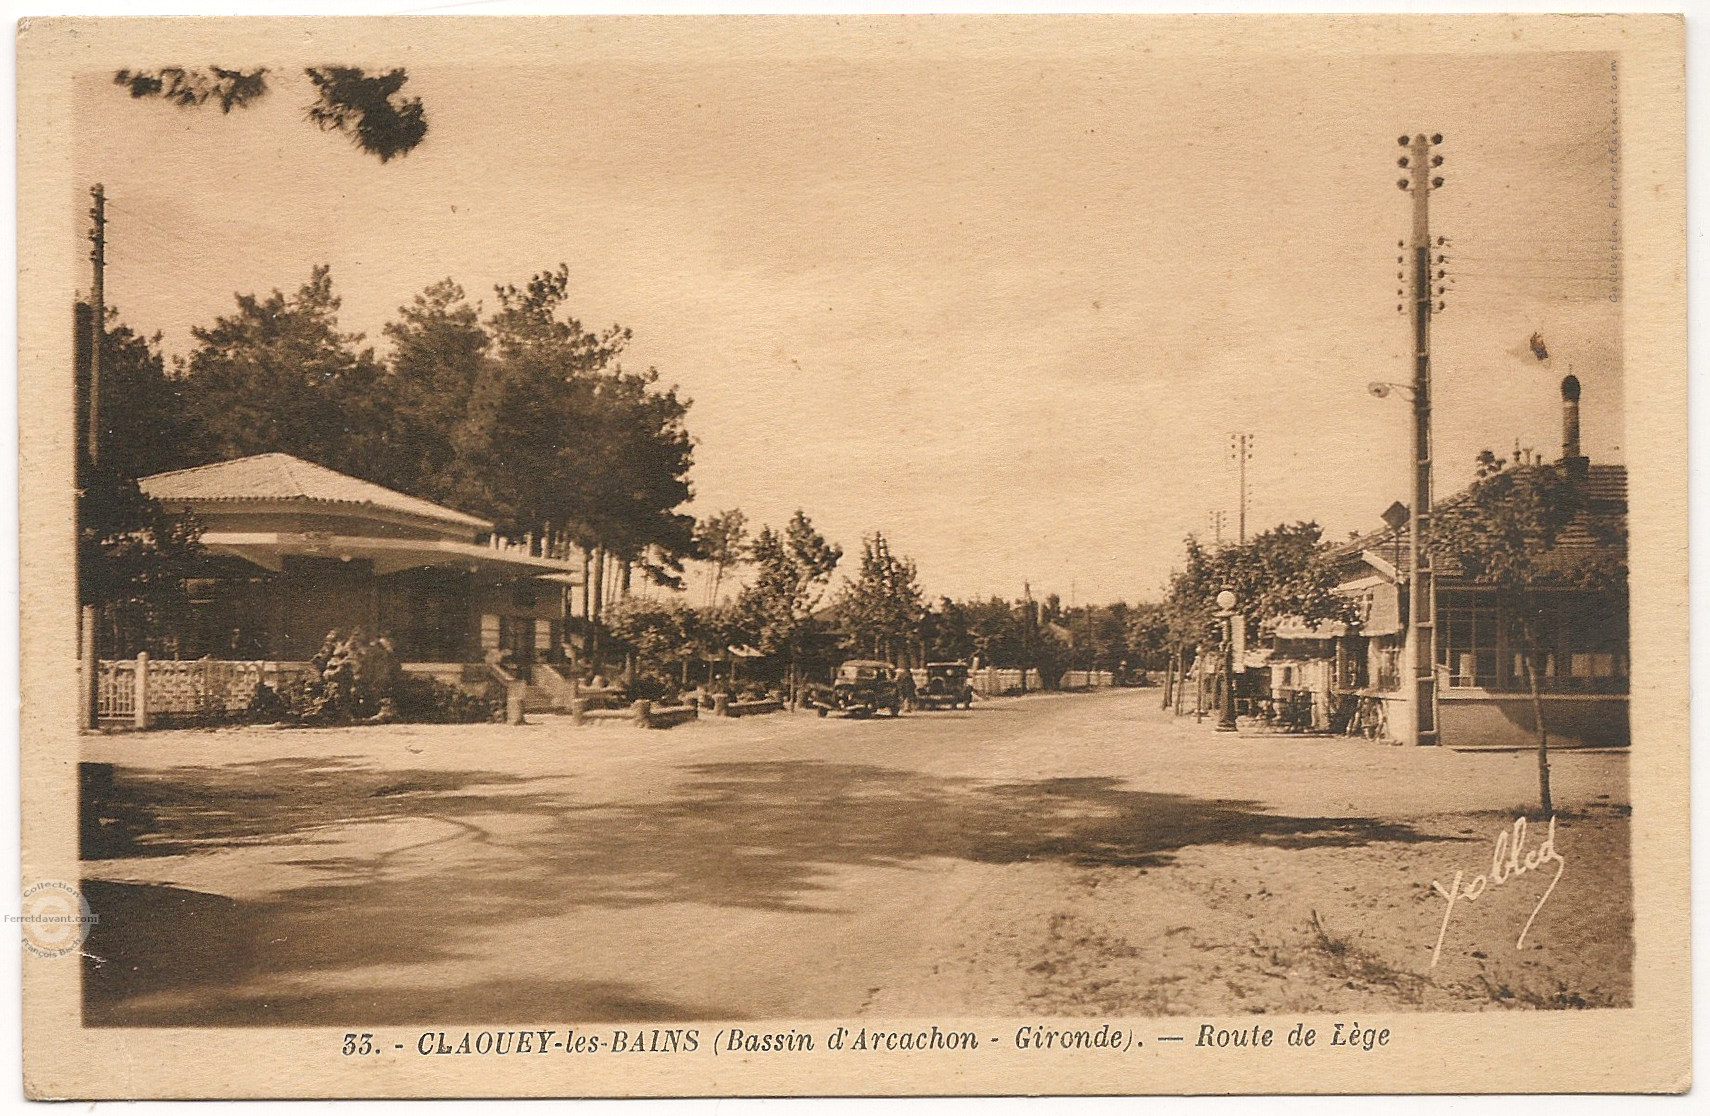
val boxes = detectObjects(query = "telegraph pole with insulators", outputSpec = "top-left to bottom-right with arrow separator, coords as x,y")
87,184 -> 105,466
1226,433 -> 1253,544
80,184 -> 107,730
1396,132 -> 1444,746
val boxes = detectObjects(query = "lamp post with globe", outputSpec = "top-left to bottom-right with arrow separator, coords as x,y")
1214,589 -> 1238,732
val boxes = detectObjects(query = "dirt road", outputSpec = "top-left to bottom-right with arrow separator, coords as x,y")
80,688 -> 1630,1024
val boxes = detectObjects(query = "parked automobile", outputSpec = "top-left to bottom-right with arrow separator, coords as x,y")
807,660 -> 902,718
912,661 -> 975,710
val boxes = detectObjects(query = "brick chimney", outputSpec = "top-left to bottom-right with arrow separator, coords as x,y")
1559,374 -> 1589,478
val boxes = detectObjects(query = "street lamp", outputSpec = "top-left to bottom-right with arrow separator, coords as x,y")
1215,589 -> 1238,732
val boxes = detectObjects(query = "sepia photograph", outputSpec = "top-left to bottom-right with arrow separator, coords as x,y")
15,12 -> 1688,1099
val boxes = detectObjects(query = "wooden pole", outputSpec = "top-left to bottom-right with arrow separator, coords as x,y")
87,185 -> 105,467
80,185 -> 106,731
1401,131 -> 1441,746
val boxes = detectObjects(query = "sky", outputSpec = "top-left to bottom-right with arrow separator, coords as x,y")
72,38 -> 1623,605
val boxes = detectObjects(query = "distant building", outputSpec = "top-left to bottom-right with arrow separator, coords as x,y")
139,453 -> 583,670
1264,377 -> 1628,749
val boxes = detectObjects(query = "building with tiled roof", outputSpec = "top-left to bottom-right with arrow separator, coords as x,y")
1263,377 -> 1628,750
139,452 -> 583,666
143,452 -> 494,532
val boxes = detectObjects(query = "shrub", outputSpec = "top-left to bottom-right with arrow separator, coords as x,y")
245,630 -> 502,725
246,682 -> 290,722
392,673 -> 502,724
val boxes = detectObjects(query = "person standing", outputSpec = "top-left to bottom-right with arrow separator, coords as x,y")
895,661 -> 917,712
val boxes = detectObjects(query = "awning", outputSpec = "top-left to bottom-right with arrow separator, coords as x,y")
198,531 -> 584,578
1272,616 -> 1349,640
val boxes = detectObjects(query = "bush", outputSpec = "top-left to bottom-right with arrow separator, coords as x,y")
256,629 -> 498,726
392,673 -> 502,724
246,682 -> 290,722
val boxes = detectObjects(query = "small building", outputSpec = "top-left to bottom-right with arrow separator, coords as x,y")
139,453 -> 583,673
1265,376 -> 1628,749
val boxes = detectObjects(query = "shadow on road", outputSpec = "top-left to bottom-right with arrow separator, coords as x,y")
83,758 -> 1443,1026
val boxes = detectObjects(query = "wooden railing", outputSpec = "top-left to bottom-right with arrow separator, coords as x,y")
96,656 -> 315,726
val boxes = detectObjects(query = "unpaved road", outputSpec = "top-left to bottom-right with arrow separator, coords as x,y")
80,688 -> 1629,1024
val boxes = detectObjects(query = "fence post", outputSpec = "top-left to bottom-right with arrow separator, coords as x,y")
569,698 -> 587,726
80,611 -> 97,730
133,652 -> 150,730
712,693 -> 729,718
506,681 -> 527,725
632,698 -> 652,728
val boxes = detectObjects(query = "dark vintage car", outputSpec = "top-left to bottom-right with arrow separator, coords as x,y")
912,661 -> 975,710
807,659 -> 902,718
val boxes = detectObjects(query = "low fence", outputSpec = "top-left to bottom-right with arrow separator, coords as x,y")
97,656 -> 317,726
1058,670 -> 1115,689
94,654 -> 792,731
564,694 -> 786,727
724,697 -> 785,717
967,668 -> 1043,696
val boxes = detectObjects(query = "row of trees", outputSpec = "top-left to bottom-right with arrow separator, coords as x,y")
611,508 -> 1180,700
83,265 -> 700,648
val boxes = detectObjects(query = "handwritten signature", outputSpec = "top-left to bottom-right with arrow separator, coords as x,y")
1430,816 -> 1564,969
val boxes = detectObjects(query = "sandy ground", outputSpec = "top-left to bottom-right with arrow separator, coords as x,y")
78,688 -> 1630,1025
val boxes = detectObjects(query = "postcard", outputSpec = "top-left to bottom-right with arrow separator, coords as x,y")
15,13 -> 1688,1098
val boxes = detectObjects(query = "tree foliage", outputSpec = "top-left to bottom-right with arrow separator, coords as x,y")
835,533 -> 925,662
155,265 -> 698,577
1434,451 -> 1625,593
114,67 -> 268,112
1163,522 -> 1355,649
439,266 -> 696,583
378,279 -> 490,499
695,508 -> 749,607
177,265 -> 392,480
78,465 -> 203,657
737,512 -> 842,681
76,302 -> 195,481
304,67 -> 427,163
114,66 -> 427,161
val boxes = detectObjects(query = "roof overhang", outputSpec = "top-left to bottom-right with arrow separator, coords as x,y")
1358,550 -> 1401,582
152,495 -> 492,538
1272,616 -> 1349,640
199,531 -> 583,580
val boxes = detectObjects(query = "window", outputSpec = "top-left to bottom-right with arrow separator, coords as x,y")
1559,595 -> 1629,693
1440,602 -> 1498,688
1373,646 -> 1401,692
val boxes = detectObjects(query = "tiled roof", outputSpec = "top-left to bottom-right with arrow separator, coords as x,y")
1333,462 -> 1626,580
140,453 -> 493,531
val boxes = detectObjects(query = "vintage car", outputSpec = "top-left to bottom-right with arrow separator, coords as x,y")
912,661 -> 975,710
807,659 -> 902,718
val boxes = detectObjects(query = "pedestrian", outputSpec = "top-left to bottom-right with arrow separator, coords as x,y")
895,661 -> 917,712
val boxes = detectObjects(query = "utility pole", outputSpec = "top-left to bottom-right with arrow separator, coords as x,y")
1021,581 -> 1034,695
1226,433 -> 1253,543
80,184 -> 106,730
1396,132 -> 1444,746
87,184 -> 106,466
1207,509 -> 1226,547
